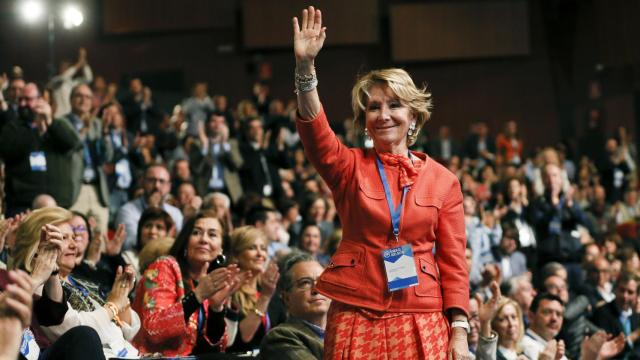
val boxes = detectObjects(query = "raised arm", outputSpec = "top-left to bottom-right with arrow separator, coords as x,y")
293,6 -> 326,120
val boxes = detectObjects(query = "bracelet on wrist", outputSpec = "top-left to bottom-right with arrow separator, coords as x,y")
294,67 -> 318,94
252,307 -> 265,318
104,302 -> 119,318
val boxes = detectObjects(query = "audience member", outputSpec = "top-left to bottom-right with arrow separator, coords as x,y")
0,83 -> 81,215
116,164 -> 183,250
132,211 -> 245,356
48,48 -> 93,118
227,226 -> 280,354
182,82 -> 215,138
259,253 -> 329,359
63,83 -> 111,233
591,272 -> 640,358
190,113 -> 244,204
521,292 -> 566,360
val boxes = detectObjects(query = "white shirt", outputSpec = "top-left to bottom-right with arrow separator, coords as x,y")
521,329 -> 568,360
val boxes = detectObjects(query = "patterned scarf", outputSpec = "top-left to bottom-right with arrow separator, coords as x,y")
376,151 -> 423,189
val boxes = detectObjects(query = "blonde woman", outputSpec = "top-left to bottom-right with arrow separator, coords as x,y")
226,226 -> 280,353
293,6 -> 469,359
10,207 -> 136,358
480,288 -> 525,360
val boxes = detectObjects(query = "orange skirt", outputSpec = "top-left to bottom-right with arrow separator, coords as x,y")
324,302 -> 450,360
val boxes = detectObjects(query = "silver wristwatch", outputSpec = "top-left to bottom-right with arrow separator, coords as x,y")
451,320 -> 470,334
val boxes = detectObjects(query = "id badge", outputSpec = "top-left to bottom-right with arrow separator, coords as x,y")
382,244 -> 419,292
29,151 -> 47,172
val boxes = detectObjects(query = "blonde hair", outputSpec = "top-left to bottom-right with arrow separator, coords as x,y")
229,226 -> 267,316
491,298 -> 525,350
9,207 -> 73,272
351,68 -> 433,146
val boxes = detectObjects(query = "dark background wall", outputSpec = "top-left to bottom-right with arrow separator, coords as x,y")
1,0 -> 638,155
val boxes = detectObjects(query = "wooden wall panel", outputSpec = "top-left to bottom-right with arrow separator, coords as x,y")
390,1 -> 530,62
242,0 -> 378,48
103,0 -> 235,34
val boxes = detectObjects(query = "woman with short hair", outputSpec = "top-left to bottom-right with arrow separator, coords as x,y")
292,6 -> 470,358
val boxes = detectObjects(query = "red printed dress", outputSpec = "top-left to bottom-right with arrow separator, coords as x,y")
131,256 -> 227,356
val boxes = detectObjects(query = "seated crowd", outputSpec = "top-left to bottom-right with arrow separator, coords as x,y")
1,51 -> 640,359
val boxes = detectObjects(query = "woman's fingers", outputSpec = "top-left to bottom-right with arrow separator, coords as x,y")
292,17 -> 300,35
8,270 -> 33,295
4,297 -> 31,327
313,9 -> 322,31
301,8 -> 308,30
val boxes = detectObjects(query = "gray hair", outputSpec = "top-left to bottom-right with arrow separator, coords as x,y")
507,274 -> 530,296
277,251 -> 316,293
203,192 -> 230,210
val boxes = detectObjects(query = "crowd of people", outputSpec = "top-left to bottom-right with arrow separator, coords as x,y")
0,6 -> 639,360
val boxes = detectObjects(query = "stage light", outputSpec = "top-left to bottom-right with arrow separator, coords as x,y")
20,0 -> 45,23
61,4 -> 83,29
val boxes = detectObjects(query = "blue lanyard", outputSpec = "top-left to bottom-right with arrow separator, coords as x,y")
376,157 -> 409,241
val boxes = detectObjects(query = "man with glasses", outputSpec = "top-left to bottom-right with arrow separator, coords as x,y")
260,253 -> 329,359
576,256 -> 615,309
0,83 -> 81,216
115,164 -> 183,250
62,83 -> 112,234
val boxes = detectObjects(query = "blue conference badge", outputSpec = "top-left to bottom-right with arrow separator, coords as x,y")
382,244 -> 419,292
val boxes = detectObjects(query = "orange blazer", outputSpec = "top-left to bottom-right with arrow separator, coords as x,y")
297,107 -> 469,316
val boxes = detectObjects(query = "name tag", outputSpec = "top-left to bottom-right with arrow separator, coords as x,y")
29,151 -> 47,172
382,244 -> 419,292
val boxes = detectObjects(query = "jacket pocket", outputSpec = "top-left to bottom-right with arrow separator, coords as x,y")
414,196 -> 442,235
320,250 -> 365,291
415,196 -> 442,209
358,182 -> 385,200
414,256 -> 442,297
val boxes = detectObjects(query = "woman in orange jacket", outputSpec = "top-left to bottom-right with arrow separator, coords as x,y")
293,6 -> 471,359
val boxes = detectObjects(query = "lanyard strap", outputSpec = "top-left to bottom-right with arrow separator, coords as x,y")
376,157 -> 408,241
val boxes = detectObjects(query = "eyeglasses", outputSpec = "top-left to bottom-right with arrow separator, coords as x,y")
145,177 -> 170,185
72,225 -> 87,234
291,277 -> 318,291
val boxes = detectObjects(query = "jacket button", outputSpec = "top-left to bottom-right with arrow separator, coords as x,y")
329,262 -> 334,267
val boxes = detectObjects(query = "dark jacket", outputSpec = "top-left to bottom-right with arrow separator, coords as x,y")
559,294 -> 600,360
0,116 -> 81,210
259,318 -> 324,360
529,193 -> 593,265
591,300 -> 640,359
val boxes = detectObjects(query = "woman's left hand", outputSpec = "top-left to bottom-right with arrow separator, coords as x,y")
259,262 -> 279,298
448,328 -> 472,360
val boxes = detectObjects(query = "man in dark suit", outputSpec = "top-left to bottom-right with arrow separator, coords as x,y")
591,273 -> 640,359
463,122 -> 496,169
189,113 -> 244,204
119,78 -> 163,136
239,116 -> 290,199
427,125 -> 460,164
260,253 -> 329,359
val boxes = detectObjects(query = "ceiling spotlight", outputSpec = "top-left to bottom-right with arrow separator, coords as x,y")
20,0 -> 45,23
61,4 -> 84,29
